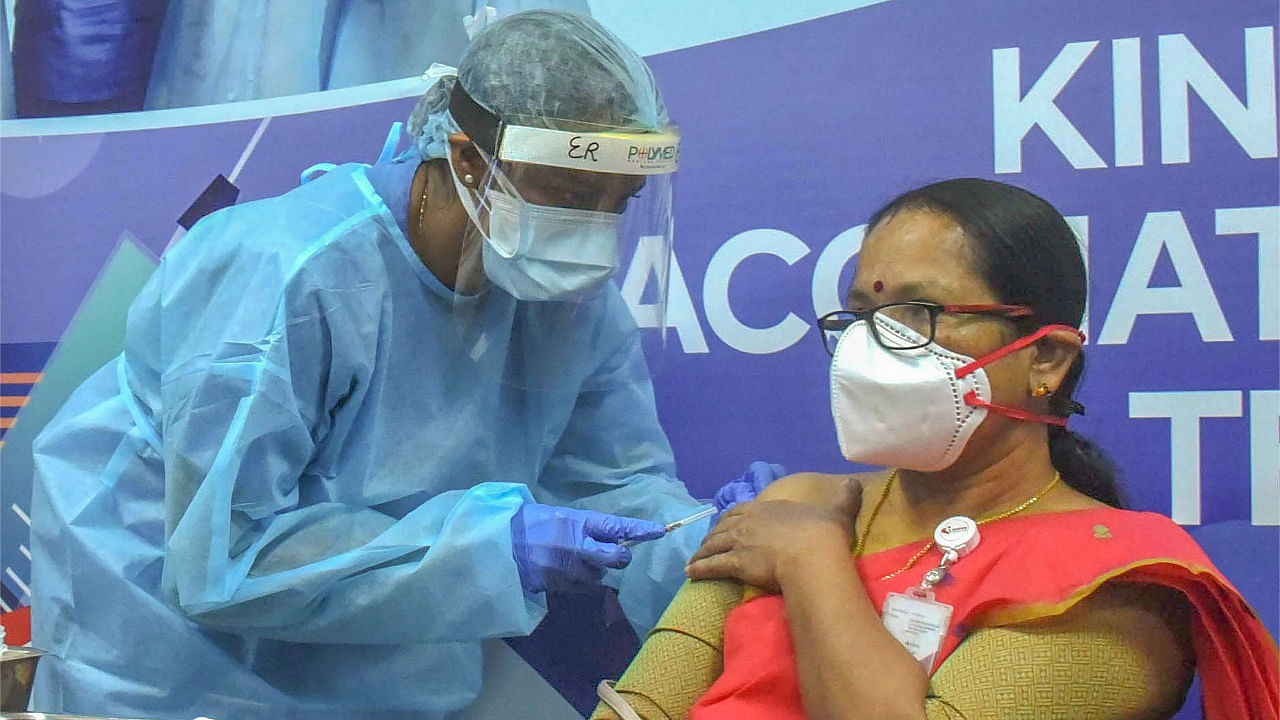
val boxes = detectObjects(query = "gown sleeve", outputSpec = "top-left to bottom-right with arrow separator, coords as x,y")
144,208 -> 545,644
534,295 -> 708,636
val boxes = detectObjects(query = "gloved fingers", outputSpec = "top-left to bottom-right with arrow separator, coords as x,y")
713,480 -> 755,511
582,512 -> 665,543
714,461 -> 788,512
747,461 -> 788,492
712,483 -> 732,511
511,503 -> 656,593
579,537 -> 634,569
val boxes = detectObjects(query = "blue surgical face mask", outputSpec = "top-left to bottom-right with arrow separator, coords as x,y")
481,190 -> 620,301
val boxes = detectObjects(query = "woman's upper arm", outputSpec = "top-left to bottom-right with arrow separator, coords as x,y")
928,582 -> 1194,719
590,578 -> 743,720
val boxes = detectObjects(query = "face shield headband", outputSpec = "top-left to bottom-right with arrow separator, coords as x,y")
447,79 -> 680,176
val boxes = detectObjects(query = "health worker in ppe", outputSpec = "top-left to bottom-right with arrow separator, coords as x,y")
28,10 -> 778,719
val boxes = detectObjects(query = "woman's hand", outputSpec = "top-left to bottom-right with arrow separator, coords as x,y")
685,477 -> 862,593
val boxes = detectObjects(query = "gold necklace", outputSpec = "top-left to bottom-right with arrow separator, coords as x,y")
414,167 -> 430,243
853,470 -> 1061,581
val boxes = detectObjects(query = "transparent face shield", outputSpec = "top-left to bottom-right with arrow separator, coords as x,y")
444,80 -> 678,391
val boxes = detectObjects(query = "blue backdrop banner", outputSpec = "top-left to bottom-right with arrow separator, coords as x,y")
1,0 -> 1275,715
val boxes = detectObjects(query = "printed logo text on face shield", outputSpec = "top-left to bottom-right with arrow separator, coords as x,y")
627,144 -> 678,165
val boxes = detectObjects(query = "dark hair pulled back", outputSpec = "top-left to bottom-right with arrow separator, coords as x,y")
867,178 -> 1124,508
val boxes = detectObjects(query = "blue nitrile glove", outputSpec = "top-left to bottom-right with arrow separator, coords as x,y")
712,461 -> 788,524
511,504 -> 666,593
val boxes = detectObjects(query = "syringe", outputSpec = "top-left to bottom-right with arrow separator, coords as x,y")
619,505 -> 716,547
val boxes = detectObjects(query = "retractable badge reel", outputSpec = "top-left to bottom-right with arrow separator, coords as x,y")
881,516 -> 980,673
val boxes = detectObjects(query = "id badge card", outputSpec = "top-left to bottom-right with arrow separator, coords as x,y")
881,589 -> 953,673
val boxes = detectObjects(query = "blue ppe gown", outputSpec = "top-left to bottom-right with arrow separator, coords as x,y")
29,159 -> 704,719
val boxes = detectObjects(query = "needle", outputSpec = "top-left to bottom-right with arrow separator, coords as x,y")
619,505 -> 716,547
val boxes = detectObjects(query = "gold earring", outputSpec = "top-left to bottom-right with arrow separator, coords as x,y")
1033,383 -> 1051,397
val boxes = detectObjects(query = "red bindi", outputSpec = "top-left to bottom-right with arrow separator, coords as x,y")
873,280 -> 884,293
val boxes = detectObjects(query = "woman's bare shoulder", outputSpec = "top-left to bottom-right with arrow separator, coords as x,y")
758,470 -> 892,505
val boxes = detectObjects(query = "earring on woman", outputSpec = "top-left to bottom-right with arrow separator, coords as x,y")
1033,383 -> 1051,397
463,173 -> 475,185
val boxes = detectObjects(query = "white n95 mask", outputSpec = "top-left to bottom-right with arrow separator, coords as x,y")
830,314 -> 992,472
829,314 -> 1084,472
482,189 -> 621,301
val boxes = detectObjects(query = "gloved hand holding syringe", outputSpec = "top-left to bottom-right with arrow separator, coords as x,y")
509,471 -> 767,594
614,462 -> 786,550
618,505 -> 717,547
510,503 -> 715,593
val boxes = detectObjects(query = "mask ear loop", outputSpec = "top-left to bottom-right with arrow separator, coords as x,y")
954,324 -> 1086,427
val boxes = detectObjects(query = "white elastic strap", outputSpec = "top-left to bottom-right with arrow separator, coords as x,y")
463,5 -> 497,39
421,63 -> 458,82
596,680 -> 644,720
498,125 -> 679,175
